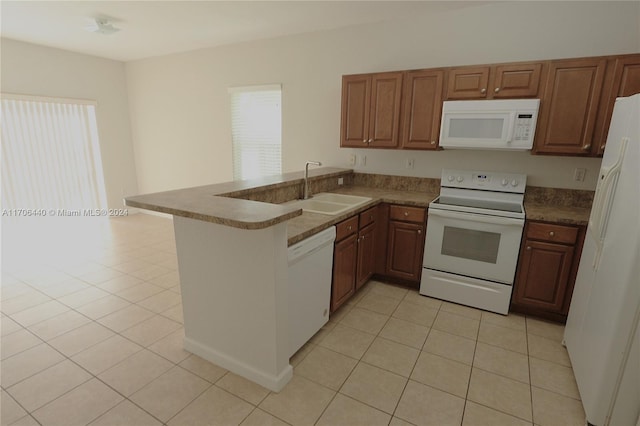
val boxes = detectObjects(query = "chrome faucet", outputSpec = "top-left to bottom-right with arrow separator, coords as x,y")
303,161 -> 322,199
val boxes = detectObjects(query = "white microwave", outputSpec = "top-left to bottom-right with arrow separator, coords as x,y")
439,99 -> 540,150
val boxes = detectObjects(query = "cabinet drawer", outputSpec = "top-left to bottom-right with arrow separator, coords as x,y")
336,216 -> 359,241
527,222 -> 578,244
389,205 -> 426,223
359,207 -> 377,228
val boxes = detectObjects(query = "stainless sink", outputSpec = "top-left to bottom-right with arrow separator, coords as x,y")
286,193 -> 371,215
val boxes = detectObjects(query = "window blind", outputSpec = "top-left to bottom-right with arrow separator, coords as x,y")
229,85 -> 282,181
1,94 -> 108,211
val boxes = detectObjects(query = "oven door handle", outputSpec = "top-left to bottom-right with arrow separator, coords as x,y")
428,209 -> 524,227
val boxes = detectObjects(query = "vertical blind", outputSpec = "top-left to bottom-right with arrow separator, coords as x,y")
229,85 -> 282,181
1,94 -> 108,211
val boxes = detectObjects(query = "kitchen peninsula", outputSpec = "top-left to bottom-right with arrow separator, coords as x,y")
125,168 -> 591,391
126,167 -> 434,392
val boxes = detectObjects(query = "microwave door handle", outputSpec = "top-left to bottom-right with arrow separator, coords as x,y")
428,209 -> 523,226
506,112 -> 516,142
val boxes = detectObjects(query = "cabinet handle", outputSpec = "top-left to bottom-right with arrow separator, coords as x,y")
369,215 -> 373,220
583,144 -> 591,150
347,225 -> 352,231
363,139 -> 367,144
494,87 -> 500,93
549,231 -> 555,237
404,212 -> 409,217
480,88 -> 487,94
368,139 -> 373,143
361,234 -> 365,240
417,229 -> 422,234
600,144 -> 606,150
430,141 -> 436,145
526,246 -> 532,250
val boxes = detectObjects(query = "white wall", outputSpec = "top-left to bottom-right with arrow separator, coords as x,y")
1,38 -> 138,209
126,1 -> 640,194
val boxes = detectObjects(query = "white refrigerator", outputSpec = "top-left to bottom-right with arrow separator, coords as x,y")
564,93 -> 640,426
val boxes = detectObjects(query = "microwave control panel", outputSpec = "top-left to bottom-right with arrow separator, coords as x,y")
514,114 -> 534,141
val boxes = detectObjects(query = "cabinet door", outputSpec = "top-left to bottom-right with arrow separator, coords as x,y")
534,58 -> 607,155
331,233 -> 358,312
368,72 -> 403,148
445,66 -> 490,99
386,221 -> 425,282
340,75 -> 371,148
492,63 -> 543,98
513,240 -> 575,313
594,54 -> 640,155
400,70 -> 444,150
356,222 -> 376,289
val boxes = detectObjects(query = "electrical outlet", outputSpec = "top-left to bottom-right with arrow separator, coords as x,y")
348,154 -> 356,166
406,158 -> 415,169
359,155 -> 367,166
574,168 -> 586,182
338,177 -> 344,185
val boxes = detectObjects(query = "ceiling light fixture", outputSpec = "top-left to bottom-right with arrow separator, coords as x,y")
85,18 -> 121,35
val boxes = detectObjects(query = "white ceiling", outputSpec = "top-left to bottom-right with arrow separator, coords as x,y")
1,1 -> 488,62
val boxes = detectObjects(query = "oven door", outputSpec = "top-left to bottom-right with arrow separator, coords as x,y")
424,209 -> 524,284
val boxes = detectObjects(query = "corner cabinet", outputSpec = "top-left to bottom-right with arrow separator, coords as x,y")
385,205 -> 426,283
331,206 -> 379,312
340,72 -> 403,149
400,70 -> 444,150
511,221 -> 585,322
534,58 -> 607,156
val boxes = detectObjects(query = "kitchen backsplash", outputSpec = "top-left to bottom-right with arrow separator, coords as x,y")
228,170 -> 594,209
353,173 -> 440,193
227,172 -> 354,204
524,186 -> 595,208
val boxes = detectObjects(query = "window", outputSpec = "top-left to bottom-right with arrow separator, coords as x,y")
229,85 -> 282,180
1,94 -> 107,211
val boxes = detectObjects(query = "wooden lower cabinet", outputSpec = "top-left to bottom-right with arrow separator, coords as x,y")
331,232 -> 358,312
356,222 -> 376,289
331,206 -> 378,312
385,205 -> 426,283
511,221 -> 585,322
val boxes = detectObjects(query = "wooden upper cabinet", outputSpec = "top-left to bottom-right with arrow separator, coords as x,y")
446,67 -> 490,99
492,63 -> 543,98
593,54 -> 640,155
534,58 -> 607,155
368,73 -> 403,148
340,72 -> 402,148
340,75 -> 371,148
445,62 -> 543,100
400,70 -> 444,150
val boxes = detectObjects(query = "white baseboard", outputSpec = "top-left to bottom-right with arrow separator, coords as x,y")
184,336 -> 293,392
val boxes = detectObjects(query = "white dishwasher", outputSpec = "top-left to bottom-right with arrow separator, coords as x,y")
288,226 -> 336,357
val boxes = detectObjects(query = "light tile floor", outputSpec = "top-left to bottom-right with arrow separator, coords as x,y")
1,214 -> 587,426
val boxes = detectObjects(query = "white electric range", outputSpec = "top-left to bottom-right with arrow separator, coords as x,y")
420,169 -> 526,315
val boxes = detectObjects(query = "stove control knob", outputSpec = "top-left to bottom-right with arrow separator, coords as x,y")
501,179 -> 509,186
447,175 -> 455,182
511,179 -> 519,187
456,176 -> 464,183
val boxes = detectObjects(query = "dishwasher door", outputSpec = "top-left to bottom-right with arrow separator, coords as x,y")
288,226 -> 336,357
